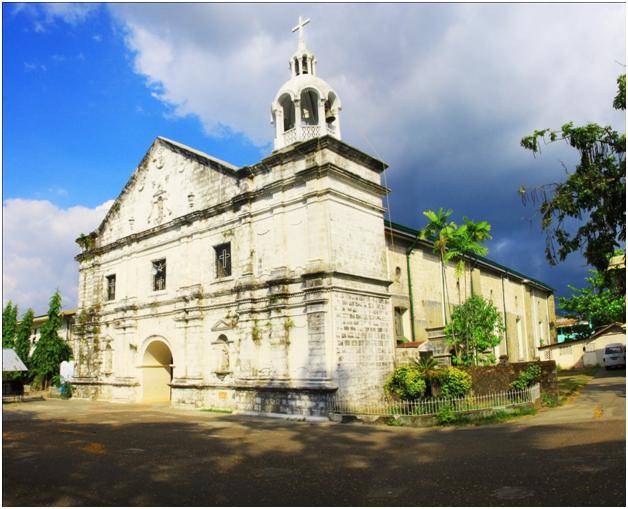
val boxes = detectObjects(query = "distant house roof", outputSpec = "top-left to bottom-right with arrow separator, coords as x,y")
31,309 -> 77,325
608,254 -> 626,270
590,322 -> 626,340
539,322 -> 626,349
2,348 -> 27,372
556,317 -> 585,328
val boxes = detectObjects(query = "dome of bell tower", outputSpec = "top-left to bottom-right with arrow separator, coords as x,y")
271,17 -> 342,151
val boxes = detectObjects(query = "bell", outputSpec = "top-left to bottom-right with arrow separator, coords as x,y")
325,109 -> 336,123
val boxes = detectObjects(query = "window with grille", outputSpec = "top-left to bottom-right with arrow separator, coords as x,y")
152,259 -> 166,291
214,243 -> 232,278
106,274 -> 116,301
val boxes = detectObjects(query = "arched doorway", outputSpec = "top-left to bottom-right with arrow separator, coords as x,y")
142,340 -> 173,403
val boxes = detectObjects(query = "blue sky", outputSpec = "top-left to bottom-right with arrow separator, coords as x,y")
2,3 -> 625,315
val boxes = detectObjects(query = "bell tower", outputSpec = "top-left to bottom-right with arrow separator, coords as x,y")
271,16 -> 342,151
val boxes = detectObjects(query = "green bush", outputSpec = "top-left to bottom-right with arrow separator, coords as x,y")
541,391 -> 558,407
384,366 -> 427,400
436,404 -> 457,425
510,364 -> 542,391
438,367 -> 472,398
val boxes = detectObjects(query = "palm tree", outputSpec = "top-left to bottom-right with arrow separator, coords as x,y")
419,209 -> 493,362
411,355 -> 441,397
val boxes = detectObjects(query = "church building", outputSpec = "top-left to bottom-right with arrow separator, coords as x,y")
71,18 -> 556,416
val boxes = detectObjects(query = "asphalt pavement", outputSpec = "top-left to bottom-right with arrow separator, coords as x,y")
3,369 -> 625,506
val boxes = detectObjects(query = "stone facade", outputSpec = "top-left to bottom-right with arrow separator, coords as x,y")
72,135 -> 394,416
71,18 -> 556,416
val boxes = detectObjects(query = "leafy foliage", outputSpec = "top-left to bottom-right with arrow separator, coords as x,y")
3,301 -> 18,348
384,366 -> 427,401
14,308 -> 34,367
436,367 -> 472,398
30,291 -> 72,388
558,267 -> 625,328
510,364 -> 542,391
520,74 -> 626,275
541,391 -> 558,408
445,295 -> 505,366
411,355 -> 441,397
436,404 -> 457,425
420,208 -> 492,280
411,355 -> 440,377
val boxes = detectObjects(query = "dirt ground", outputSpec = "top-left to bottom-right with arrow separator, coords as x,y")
3,369 -> 625,506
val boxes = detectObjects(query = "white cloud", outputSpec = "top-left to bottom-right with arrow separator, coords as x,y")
2,199 -> 113,315
41,3 -> 99,26
12,2 -> 99,33
108,3 -> 625,172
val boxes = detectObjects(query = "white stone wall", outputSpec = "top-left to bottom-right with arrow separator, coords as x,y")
74,136 -> 394,412
384,232 -> 556,363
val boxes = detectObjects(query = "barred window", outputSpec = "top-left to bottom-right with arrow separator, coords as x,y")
106,274 -> 116,301
214,243 -> 232,278
152,259 -> 166,291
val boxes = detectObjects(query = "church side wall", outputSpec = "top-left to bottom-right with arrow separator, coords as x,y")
385,235 -> 555,364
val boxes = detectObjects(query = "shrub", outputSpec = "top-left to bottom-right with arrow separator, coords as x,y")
438,367 -> 472,398
384,366 -> 427,400
541,391 -> 558,407
510,363 -> 542,391
436,404 -> 457,425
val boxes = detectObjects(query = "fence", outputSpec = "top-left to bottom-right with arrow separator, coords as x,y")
329,383 -> 540,417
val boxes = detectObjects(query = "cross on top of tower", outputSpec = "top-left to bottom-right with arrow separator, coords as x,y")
292,16 -> 310,49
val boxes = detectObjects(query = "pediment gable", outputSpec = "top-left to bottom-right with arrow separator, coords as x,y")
211,319 -> 234,332
91,137 -> 240,247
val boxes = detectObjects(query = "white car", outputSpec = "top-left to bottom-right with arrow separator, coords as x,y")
602,343 -> 626,370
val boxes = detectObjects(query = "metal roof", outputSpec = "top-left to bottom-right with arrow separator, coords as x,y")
3,348 -> 27,372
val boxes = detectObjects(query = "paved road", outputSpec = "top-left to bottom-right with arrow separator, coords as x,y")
3,370 -> 625,506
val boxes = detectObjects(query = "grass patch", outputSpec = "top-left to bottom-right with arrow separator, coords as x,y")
199,407 -> 233,414
557,366 -> 599,404
444,406 -> 537,426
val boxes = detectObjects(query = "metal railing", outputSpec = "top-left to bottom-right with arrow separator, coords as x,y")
329,384 -> 540,417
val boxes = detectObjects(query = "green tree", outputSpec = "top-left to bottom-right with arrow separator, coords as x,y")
419,208 -> 492,312
30,291 -> 72,388
559,269 -> 625,328
14,308 -> 34,366
3,301 -> 18,348
520,74 -> 626,278
445,295 -> 505,367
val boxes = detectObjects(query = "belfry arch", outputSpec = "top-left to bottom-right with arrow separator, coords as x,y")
279,93 -> 295,131
141,339 -> 173,403
300,88 -> 319,125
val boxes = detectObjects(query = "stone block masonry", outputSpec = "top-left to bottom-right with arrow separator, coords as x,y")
333,290 -> 395,403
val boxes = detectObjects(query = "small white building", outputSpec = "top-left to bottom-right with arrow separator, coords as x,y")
538,323 -> 626,369
26,310 -> 76,357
